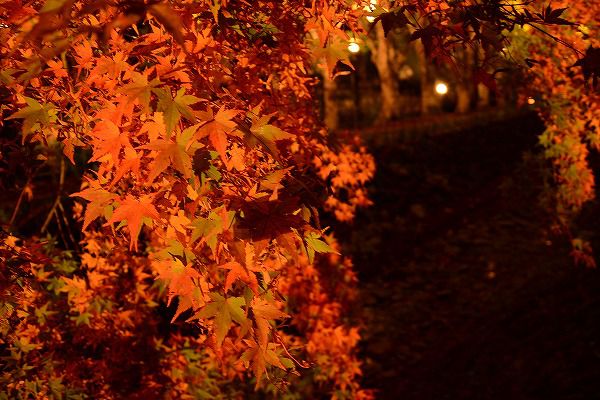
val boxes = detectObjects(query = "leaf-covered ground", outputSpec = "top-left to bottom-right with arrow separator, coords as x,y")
344,112 -> 600,399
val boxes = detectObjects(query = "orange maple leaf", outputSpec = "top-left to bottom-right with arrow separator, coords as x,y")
155,258 -> 205,322
71,185 -> 117,230
221,261 -> 259,294
88,120 -> 131,164
195,106 -> 240,163
107,195 -> 160,251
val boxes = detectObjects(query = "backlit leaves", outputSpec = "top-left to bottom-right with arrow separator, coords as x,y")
147,3 -> 187,48
140,125 -> 198,182
155,88 -> 202,133
194,293 -> 246,346
247,114 -> 294,160
304,231 -> 338,263
6,97 -> 57,135
71,186 -> 117,230
0,0 -> 376,396
120,72 -> 161,113
195,106 -> 241,163
107,195 -> 160,251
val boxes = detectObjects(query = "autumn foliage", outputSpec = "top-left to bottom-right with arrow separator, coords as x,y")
0,1 -> 374,398
0,0 -> 597,398
506,0 -> 599,264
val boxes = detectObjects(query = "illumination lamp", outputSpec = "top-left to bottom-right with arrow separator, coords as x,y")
348,40 -> 360,54
435,81 -> 449,95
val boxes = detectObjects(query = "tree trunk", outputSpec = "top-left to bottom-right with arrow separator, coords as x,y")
370,24 -> 402,124
475,44 -> 490,109
414,39 -> 437,114
455,45 -> 475,114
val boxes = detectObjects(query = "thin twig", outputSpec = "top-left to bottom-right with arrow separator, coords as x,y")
41,156 -> 66,233
58,201 -> 78,250
526,22 -> 584,56
274,332 -> 311,369
8,178 -> 32,228
54,209 -> 68,248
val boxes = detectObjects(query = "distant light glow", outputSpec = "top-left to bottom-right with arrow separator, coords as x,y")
527,97 -> 536,105
399,64 -> 414,80
366,15 -> 376,22
435,82 -> 449,95
348,41 -> 360,53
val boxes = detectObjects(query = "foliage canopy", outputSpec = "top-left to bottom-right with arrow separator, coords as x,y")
0,0 -> 597,398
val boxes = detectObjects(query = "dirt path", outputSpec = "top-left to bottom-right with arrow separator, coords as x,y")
345,113 -> 600,399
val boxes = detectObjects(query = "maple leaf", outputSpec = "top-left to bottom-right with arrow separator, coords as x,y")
139,125 -> 198,182
139,112 -> 167,142
304,231 -> 338,263
110,146 -> 141,188
238,198 -> 305,241
374,6 -> 413,36
252,298 -> 289,321
88,120 -> 131,164
221,261 -> 259,294
71,186 -> 118,230
259,168 -> 290,198
154,88 -> 202,133
573,46 -> 600,89
247,114 -> 294,160
190,208 -> 236,253
193,293 -> 247,346
240,339 -> 287,387
6,97 -> 57,135
308,34 -> 354,78
119,72 -> 161,113
155,258 -> 204,322
190,213 -> 221,253
539,5 -> 575,26
106,195 -> 160,251
252,297 -> 289,349
147,3 -> 187,49
186,26 -> 214,54
73,40 -> 94,69
195,106 -> 241,163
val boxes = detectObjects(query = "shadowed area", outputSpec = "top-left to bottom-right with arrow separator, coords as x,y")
343,112 -> 600,399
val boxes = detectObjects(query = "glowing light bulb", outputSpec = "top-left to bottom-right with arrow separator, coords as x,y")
348,41 -> 360,53
527,97 -> 535,105
435,82 -> 448,95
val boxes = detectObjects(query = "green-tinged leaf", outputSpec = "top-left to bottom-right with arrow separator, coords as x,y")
40,0 -> 69,13
6,97 -> 57,135
247,115 -> 293,160
139,129 -> 196,182
154,88 -> 202,133
119,72 -> 161,112
194,294 -> 246,346
304,232 -> 338,263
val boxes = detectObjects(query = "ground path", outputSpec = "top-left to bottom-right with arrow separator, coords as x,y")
340,112 -> 600,399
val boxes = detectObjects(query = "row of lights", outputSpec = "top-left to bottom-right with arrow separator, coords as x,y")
348,2 -> 537,102
349,1 -> 536,101
347,41 -> 450,96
